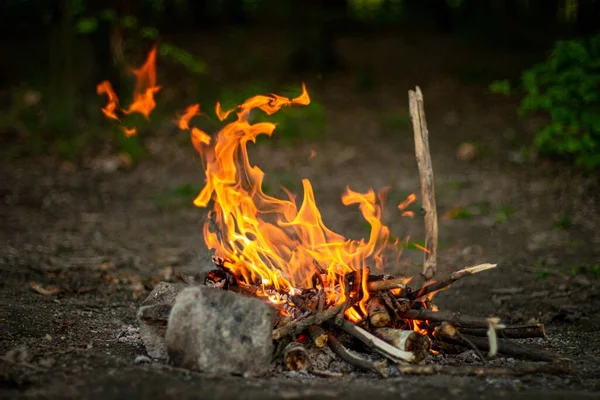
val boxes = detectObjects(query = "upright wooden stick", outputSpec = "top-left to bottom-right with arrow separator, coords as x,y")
408,86 -> 439,280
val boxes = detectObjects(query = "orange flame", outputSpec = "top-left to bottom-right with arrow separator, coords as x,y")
97,48 -> 418,315
97,81 -> 120,121
96,47 -> 161,135
193,84 -> 401,306
123,47 -> 161,119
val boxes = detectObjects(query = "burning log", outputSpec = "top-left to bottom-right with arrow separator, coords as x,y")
458,324 -> 546,339
366,297 -> 391,327
308,325 -> 328,348
326,333 -> 389,377
283,342 -> 310,371
373,328 -> 431,362
409,86 -> 439,280
407,263 -> 497,301
367,277 -> 407,292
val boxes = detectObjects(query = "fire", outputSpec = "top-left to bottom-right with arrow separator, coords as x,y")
98,48 -> 420,318
96,47 -> 161,133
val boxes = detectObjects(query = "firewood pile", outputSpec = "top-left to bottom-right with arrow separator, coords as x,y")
204,257 -> 565,377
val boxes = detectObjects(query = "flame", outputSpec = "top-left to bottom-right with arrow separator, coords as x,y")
97,48 -> 416,316
123,47 -> 161,119
96,47 -> 161,135
193,84 -> 401,307
97,81 -> 120,121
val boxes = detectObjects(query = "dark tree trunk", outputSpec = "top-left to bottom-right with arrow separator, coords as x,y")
287,0 -> 345,74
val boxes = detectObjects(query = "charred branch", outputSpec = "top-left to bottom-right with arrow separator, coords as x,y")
458,324 -> 546,339
272,304 -> 344,340
439,333 -> 564,362
398,308 -> 497,328
327,332 -> 389,377
334,319 -> 415,363
396,363 -> 570,376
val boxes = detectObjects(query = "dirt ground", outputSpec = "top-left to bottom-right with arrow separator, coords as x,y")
1,30 -> 599,399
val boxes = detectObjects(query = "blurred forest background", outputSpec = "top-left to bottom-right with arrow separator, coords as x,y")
0,0 -> 599,169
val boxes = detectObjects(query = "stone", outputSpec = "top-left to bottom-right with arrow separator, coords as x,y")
166,286 -> 275,376
137,282 -> 188,360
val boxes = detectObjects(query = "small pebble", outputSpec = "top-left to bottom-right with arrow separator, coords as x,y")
134,355 -> 152,364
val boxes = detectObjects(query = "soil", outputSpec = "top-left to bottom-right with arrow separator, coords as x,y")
1,29 -> 599,399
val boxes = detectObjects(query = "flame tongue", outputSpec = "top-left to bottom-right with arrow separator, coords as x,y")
192,85 -> 397,310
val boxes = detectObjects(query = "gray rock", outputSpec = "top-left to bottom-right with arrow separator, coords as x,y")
137,282 -> 188,360
166,286 -> 275,376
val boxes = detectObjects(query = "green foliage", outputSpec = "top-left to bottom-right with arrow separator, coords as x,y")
553,215 -> 573,229
571,264 -> 600,277
494,206 -> 515,223
75,9 -> 207,76
489,79 -> 511,95
516,34 -> 600,169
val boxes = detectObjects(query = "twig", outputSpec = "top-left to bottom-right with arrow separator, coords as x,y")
409,86 -> 438,280
326,333 -> 389,377
309,325 -> 328,348
396,363 -> 570,376
308,368 -> 344,378
367,278 -> 407,292
334,319 -> 415,363
458,324 -> 547,339
272,304 -> 343,340
0,357 -> 46,372
407,263 -> 497,301
398,308 -> 497,328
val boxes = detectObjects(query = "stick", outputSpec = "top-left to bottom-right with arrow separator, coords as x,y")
367,278 -> 407,292
366,297 -> 391,328
458,324 -> 546,339
396,363 -> 570,376
283,342 -> 311,371
309,325 -> 328,348
272,304 -> 343,340
326,333 -> 389,377
373,328 -> 431,362
334,320 -> 415,363
409,86 -> 438,280
440,333 -> 564,362
407,263 -> 497,301
398,308 -> 497,328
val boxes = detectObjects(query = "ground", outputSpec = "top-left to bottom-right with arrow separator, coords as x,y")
1,29 -> 600,399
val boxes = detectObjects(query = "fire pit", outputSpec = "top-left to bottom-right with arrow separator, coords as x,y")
99,47 -> 567,378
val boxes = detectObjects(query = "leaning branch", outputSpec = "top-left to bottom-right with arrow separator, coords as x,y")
409,86 -> 438,280
407,263 -> 497,301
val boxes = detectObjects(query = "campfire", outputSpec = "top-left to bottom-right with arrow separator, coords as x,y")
100,47 -> 566,377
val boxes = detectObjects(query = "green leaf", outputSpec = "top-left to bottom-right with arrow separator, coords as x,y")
76,17 -> 98,34
140,27 -> 159,39
100,9 -> 117,22
121,15 -> 138,30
